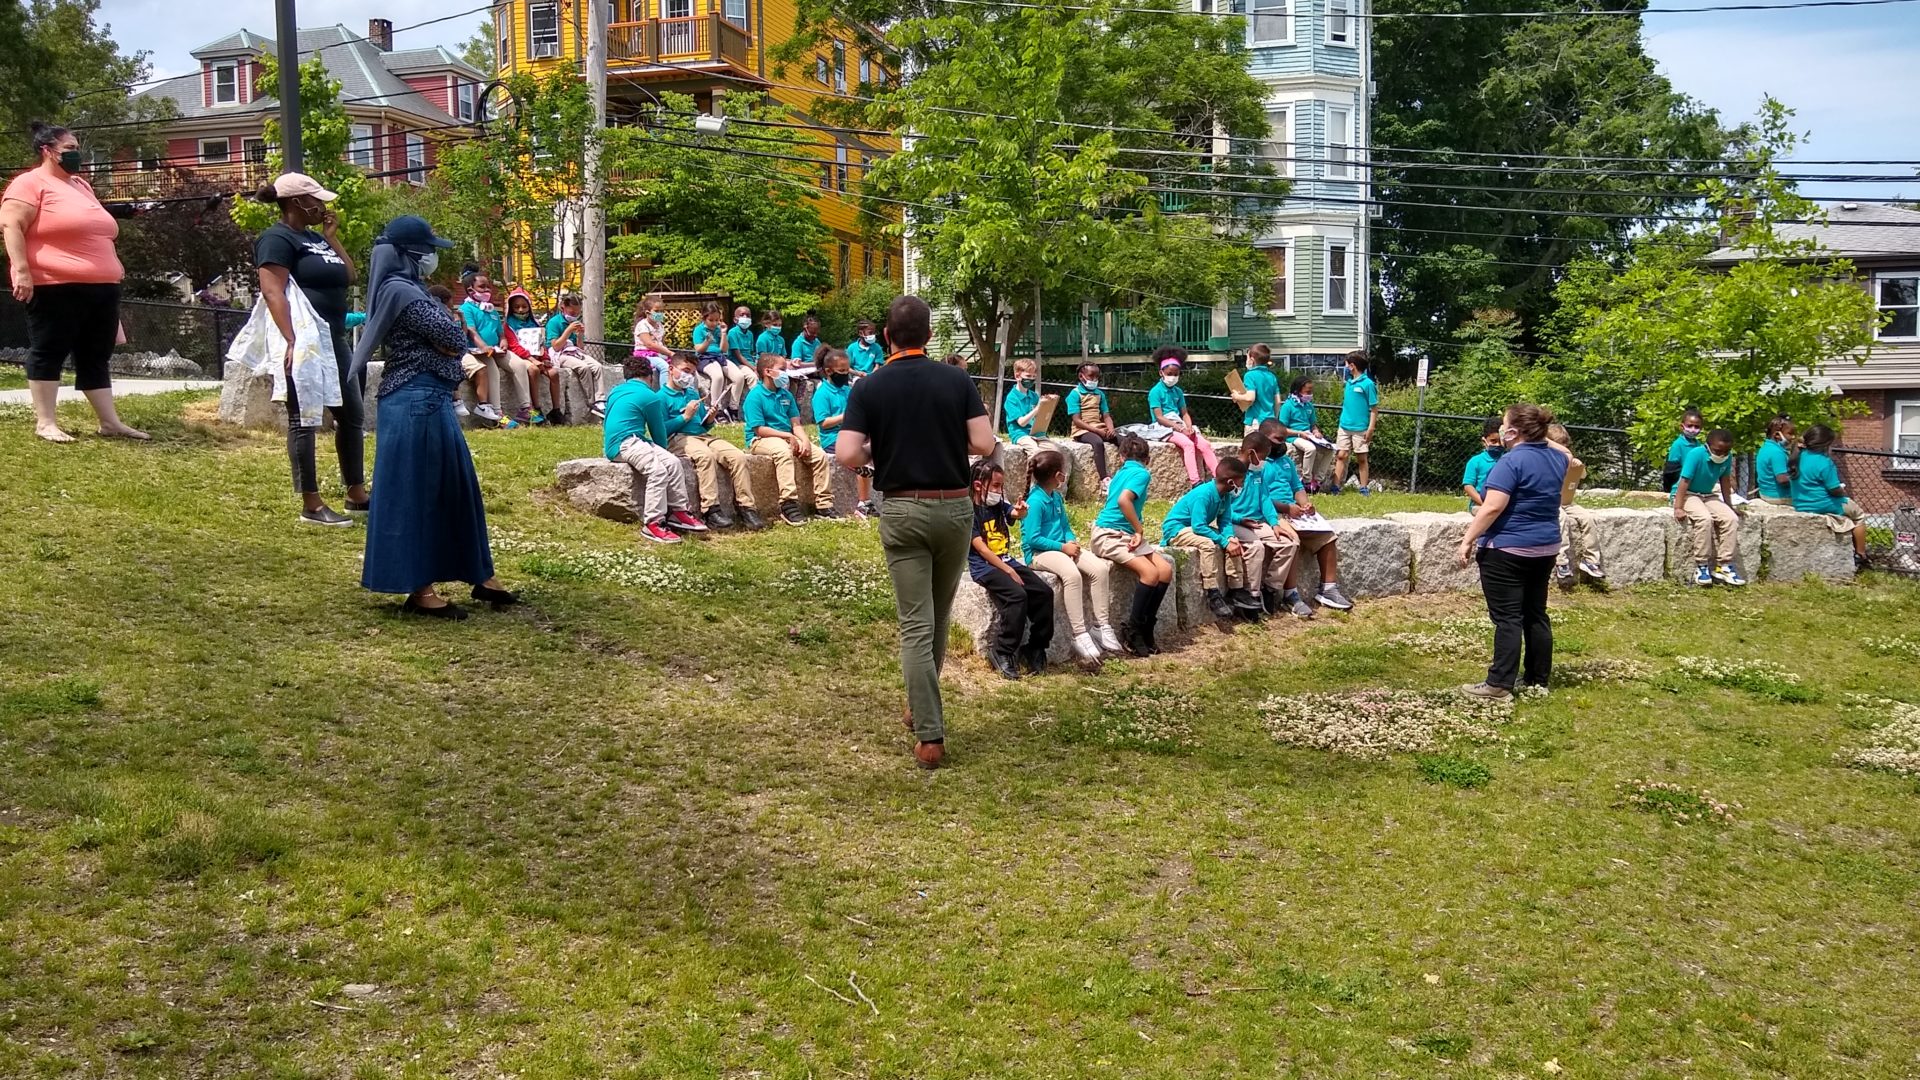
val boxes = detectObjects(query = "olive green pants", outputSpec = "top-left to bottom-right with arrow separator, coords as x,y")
877,495 -> 975,744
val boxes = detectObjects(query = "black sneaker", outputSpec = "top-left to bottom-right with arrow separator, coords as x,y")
1021,646 -> 1048,675
989,650 -> 1022,680
779,502 -> 805,527
300,506 -> 352,527
705,508 -> 735,530
1205,588 -> 1234,620
740,508 -> 768,531
814,505 -> 842,521
1227,587 -> 1262,613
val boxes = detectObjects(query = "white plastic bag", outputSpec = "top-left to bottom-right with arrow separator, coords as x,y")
226,283 -> 342,428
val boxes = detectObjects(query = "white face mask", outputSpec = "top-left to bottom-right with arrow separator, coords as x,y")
1709,451 -> 1730,465
675,371 -> 697,390
861,334 -> 876,345
1162,374 -> 1180,387
984,492 -> 1005,507
416,251 -> 439,276
1081,378 -> 1099,390
735,315 -> 752,328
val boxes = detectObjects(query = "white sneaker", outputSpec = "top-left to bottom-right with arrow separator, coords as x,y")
1092,624 -> 1123,653
1072,633 -> 1101,662
453,399 -> 471,418
474,403 -> 504,423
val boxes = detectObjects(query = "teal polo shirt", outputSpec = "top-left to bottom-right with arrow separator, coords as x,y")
1676,443 -> 1731,497
1242,366 -> 1280,427
1755,439 -> 1792,500
755,327 -> 787,361
1162,480 -> 1232,546
1338,373 -> 1377,433
661,384 -> 713,437
743,383 -> 799,447
1093,460 -> 1151,532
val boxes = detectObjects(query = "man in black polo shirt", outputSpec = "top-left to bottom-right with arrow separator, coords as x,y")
837,296 -> 995,768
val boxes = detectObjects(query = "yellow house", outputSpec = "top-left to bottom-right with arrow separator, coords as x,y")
489,0 -> 902,293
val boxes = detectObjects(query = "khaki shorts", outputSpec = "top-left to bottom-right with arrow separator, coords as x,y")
1336,428 -> 1370,455
1818,501 -> 1866,533
1089,525 -> 1160,564
460,355 -> 485,377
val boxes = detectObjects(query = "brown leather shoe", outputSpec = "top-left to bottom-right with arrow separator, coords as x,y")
914,741 -> 945,769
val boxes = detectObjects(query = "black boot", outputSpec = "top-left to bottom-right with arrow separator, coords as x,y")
1205,587 -> 1234,620
1021,645 -> 1048,675
1262,588 -> 1285,616
1143,582 -> 1170,654
1120,621 -> 1151,657
989,650 -> 1021,680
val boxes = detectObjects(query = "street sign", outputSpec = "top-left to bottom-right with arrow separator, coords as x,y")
1416,355 -> 1430,387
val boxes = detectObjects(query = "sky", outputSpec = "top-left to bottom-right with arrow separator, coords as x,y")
99,0 -> 1920,202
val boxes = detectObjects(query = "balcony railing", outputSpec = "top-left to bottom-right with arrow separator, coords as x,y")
1013,305 -> 1216,356
91,160 -> 272,202
607,13 -> 752,70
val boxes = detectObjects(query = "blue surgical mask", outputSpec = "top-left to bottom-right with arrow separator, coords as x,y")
416,250 -> 439,276
650,311 -> 665,324
736,315 -> 753,328
773,372 -> 791,391
861,334 -> 876,345
1081,378 -> 1099,390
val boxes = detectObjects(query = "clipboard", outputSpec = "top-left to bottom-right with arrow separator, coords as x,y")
1224,369 -> 1251,413
1031,394 -> 1060,433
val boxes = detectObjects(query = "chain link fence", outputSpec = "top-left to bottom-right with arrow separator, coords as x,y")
0,297 -> 247,379
1834,447 -> 1920,572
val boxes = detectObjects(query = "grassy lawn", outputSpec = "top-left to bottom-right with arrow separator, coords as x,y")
4,392 -> 1919,1078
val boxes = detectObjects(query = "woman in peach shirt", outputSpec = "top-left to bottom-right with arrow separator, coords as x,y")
1,121 -> 147,442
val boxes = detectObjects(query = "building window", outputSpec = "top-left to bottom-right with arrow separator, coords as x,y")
1262,105 -> 1291,178
863,246 -> 874,277
1895,399 -> 1920,464
495,6 -> 511,67
1267,244 -> 1291,314
816,55 -> 830,85
833,41 -> 847,92
819,160 -> 832,191
456,81 -> 476,122
1325,241 -> 1352,314
528,2 -> 561,58
349,124 -> 375,168
199,138 -> 230,164
242,138 -> 268,164
859,56 -> 871,86
1326,104 -> 1352,180
406,134 -> 427,184
835,145 -> 849,191
838,242 -> 851,285
138,153 -> 160,171
883,252 -> 892,278
723,0 -> 748,30
1877,274 -> 1918,339
1248,0 -> 1290,46
213,62 -> 238,105
1327,0 -> 1352,44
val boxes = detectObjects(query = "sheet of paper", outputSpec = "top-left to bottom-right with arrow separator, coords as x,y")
1291,511 -> 1335,532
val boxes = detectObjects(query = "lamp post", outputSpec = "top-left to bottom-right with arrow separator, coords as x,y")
274,0 -> 302,170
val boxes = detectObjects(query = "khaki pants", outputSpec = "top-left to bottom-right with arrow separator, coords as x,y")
1168,527 -> 1244,591
1233,522 -> 1297,596
552,351 -> 607,409
1558,504 -> 1602,572
1089,526 -> 1161,564
671,433 -> 752,512
878,496 -> 975,744
469,350 -> 530,412
1030,549 -> 1112,636
614,436 -> 691,523
701,358 -> 755,413
752,435 -> 833,505
1289,438 -> 1329,486
1013,435 -> 1072,483
1680,493 -> 1740,565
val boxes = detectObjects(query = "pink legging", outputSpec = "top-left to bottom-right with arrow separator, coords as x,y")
1166,430 -> 1219,484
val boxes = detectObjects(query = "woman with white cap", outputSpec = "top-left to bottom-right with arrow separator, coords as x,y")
351,215 -> 516,620
254,172 -> 365,526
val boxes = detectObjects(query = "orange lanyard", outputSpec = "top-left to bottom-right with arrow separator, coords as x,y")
887,348 -> 925,364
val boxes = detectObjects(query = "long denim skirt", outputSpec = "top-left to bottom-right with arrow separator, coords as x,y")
361,374 -> 495,595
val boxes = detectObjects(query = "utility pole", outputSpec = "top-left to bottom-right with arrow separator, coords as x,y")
274,0 -> 302,170
581,0 -> 609,343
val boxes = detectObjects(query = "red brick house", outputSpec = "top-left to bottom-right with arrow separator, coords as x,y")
1707,203 -> 1920,512
106,20 -> 484,200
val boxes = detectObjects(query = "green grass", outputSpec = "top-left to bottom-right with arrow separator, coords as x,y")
3,391 -> 1920,1077
0,365 -> 25,390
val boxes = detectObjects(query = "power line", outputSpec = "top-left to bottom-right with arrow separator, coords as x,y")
933,0 -> 1920,17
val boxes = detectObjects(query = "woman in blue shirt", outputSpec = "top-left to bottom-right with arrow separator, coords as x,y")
1455,404 -> 1567,699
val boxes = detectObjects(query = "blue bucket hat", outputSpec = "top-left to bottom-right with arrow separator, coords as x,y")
379,214 -> 454,251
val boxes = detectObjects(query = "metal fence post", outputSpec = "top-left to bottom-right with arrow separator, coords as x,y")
1409,383 -> 1427,493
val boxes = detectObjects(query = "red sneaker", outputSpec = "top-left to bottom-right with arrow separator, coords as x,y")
667,509 -> 708,532
642,522 -> 682,544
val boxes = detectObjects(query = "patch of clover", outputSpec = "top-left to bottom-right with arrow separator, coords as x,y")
1836,697 -> 1920,778
1258,689 -> 1514,760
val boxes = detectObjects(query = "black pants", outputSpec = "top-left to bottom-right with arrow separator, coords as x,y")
1477,547 -> 1555,690
1075,431 -> 1112,478
25,282 -> 120,391
975,562 -> 1055,658
285,328 -> 366,494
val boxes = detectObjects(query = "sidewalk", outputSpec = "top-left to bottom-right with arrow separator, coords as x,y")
0,379 -> 220,405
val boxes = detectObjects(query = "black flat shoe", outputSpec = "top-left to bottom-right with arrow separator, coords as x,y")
472,584 -> 519,609
401,598 -> 468,621
345,499 -> 371,513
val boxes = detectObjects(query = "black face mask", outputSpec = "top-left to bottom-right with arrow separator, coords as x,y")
57,149 -> 82,174
830,372 -> 850,387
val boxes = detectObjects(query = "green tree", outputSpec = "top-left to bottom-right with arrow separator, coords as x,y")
1549,101 -> 1877,462
0,0 -> 174,160
842,0 -> 1278,373
436,71 -> 593,281
1371,0 -> 1741,358
228,56 -> 379,265
458,21 -> 495,75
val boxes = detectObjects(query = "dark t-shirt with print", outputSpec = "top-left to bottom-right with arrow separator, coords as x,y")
254,223 -> 350,332
969,501 -> 1017,578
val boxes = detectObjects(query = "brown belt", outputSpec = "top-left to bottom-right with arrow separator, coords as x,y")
885,488 -> 971,500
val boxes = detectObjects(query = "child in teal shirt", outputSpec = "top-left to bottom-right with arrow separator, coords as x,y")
1672,428 -> 1745,586
847,318 -> 885,374
1087,434 -> 1175,656
1461,416 -> 1505,508
810,347 -> 875,518
1755,416 -> 1795,503
1163,456 -> 1253,620
745,353 -> 835,525
1023,448 -> 1119,664
1003,357 -> 1073,486
1789,423 -> 1869,569
1663,407 -> 1704,493
754,309 -> 788,369
1235,343 -> 1281,431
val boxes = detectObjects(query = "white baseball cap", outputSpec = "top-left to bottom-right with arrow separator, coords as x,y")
270,172 -> 338,201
